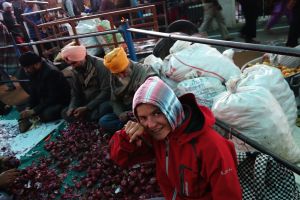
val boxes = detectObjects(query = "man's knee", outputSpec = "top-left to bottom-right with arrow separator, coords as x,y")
99,113 -> 124,133
39,105 -> 65,122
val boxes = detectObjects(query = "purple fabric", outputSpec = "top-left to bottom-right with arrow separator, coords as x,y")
266,0 -> 292,29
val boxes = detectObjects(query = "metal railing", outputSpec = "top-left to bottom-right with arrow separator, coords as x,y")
126,27 -> 300,175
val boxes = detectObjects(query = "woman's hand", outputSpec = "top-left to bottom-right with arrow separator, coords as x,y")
124,120 -> 144,146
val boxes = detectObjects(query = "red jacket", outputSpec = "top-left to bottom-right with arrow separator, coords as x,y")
110,94 -> 242,200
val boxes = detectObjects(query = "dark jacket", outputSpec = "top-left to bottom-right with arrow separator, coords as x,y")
110,93 -> 242,200
69,55 -> 111,111
29,60 -> 71,114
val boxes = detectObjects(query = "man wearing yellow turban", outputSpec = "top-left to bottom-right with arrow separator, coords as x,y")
99,47 -> 158,133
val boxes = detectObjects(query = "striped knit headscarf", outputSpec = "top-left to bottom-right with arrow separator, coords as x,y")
133,76 -> 185,131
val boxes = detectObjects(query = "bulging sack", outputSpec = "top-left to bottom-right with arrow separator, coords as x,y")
164,42 -> 241,82
212,79 -> 300,163
177,77 -> 225,108
76,19 -> 101,56
239,65 -> 298,135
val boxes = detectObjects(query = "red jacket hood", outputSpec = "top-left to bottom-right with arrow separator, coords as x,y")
170,93 -> 216,145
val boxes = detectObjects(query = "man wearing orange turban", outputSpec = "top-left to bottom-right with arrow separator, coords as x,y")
61,45 -> 112,122
99,47 -> 159,133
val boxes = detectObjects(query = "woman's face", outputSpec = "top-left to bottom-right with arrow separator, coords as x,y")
136,103 -> 172,140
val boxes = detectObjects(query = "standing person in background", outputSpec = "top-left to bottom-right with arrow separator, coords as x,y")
60,45 -> 112,123
166,0 -> 180,23
11,0 -> 24,25
74,0 -> 85,13
23,1 -> 42,41
237,0 -> 260,43
62,0 -> 82,17
0,22 -> 17,91
114,0 -> 130,8
286,0 -> 300,47
90,0 -> 101,13
2,2 -> 22,36
265,0 -> 292,33
99,0 -> 115,12
110,76 -> 242,199
99,47 -> 158,133
198,0 -> 234,40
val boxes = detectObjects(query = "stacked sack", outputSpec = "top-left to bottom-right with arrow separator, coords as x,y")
144,41 -> 241,108
212,64 -> 300,163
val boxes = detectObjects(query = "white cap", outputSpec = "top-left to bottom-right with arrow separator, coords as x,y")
2,2 -> 12,10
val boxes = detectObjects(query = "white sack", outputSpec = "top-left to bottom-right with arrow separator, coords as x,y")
222,48 -> 235,60
164,43 -> 241,82
177,77 -> 226,108
239,65 -> 298,135
212,79 -> 300,163
95,20 -> 125,54
143,54 -> 179,96
169,40 -> 192,54
76,19 -> 101,55
143,54 -> 164,72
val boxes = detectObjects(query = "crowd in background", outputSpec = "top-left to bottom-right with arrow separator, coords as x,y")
0,0 -> 299,90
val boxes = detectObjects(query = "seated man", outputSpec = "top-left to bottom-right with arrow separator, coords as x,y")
18,52 -> 71,132
99,47 -> 158,133
61,45 -> 112,123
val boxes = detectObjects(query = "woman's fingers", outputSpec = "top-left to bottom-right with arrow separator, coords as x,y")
124,121 -> 144,143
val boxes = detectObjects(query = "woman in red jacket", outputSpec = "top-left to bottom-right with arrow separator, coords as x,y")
110,76 -> 242,200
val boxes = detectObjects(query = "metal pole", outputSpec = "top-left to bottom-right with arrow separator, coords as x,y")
127,28 -> 300,57
119,19 -> 138,61
216,119 -> 300,175
0,30 -> 120,49
21,7 -> 61,16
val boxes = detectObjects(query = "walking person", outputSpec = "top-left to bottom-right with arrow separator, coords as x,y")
198,0 -> 233,40
265,0 -> 292,33
286,0 -> 300,47
237,0 -> 260,43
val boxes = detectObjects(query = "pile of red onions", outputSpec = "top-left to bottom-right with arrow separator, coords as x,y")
10,122 -> 162,199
